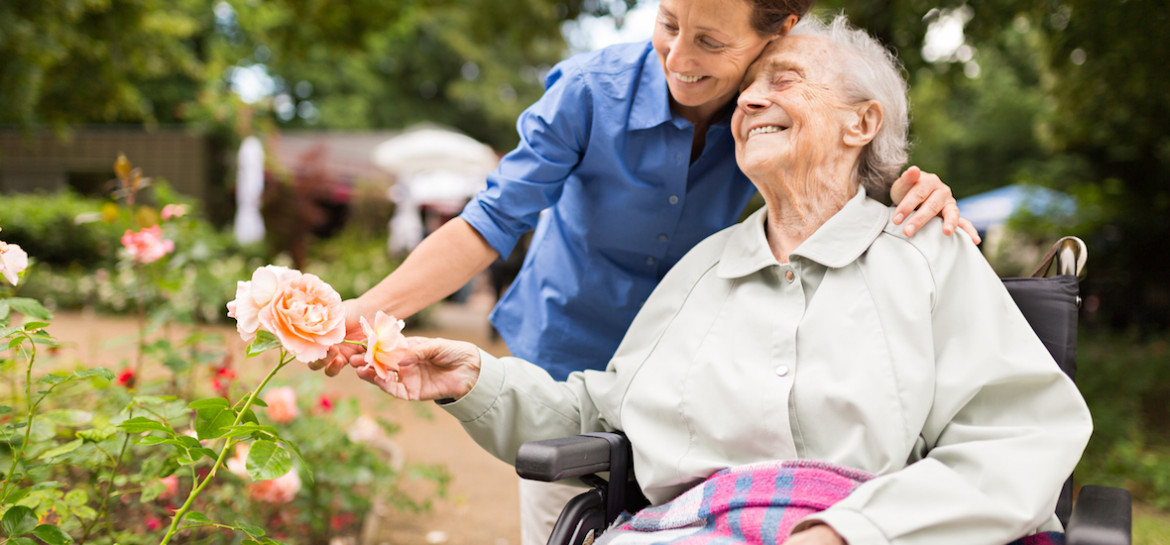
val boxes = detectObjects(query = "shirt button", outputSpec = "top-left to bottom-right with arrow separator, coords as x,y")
658,234 -> 668,243
675,153 -> 683,164
785,270 -> 795,283
775,365 -> 790,377
668,195 -> 680,205
646,256 -> 656,265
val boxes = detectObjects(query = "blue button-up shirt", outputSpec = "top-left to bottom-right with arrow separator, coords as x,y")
459,40 -> 756,380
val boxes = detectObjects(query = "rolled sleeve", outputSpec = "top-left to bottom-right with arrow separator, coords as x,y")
459,61 -> 591,259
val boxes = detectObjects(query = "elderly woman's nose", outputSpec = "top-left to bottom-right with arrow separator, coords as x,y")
737,83 -> 769,109
664,38 -> 698,71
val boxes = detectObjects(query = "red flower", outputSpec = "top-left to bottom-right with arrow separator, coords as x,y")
117,368 -> 136,388
316,394 -> 334,413
145,515 -> 162,531
331,512 -> 356,530
211,364 -> 236,397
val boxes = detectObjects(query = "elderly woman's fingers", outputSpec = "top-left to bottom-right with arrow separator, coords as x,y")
354,364 -> 402,396
898,175 -> 954,236
323,355 -> 349,377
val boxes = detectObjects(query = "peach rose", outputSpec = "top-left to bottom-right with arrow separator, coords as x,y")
249,468 -> 302,504
359,311 -> 409,382
226,265 -> 299,343
0,240 -> 29,286
226,442 -> 250,479
256,272 -> 346,362
121,225 -> 174,264
161,203 -> 188,221
264,386 -> 299,424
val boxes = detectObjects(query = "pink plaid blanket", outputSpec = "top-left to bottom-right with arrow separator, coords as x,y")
596,460 -> 1065,545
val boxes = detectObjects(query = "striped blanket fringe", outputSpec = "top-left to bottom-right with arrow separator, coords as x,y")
595,459 -> 1065,545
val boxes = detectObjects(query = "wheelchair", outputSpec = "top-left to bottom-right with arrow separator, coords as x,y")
515,236 -> 1133,545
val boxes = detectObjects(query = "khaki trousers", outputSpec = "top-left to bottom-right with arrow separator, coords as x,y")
518,478 -> 588,545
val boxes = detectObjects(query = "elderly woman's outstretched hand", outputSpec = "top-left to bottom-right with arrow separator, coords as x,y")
351,337 -> 482,402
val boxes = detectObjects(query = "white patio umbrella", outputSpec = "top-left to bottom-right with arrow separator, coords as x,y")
371,127 -> 499,179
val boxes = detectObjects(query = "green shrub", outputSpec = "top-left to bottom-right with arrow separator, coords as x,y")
0,190 -> 126,267
1076,328 -> 1170,508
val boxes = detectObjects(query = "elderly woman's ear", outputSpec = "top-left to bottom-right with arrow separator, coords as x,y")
842,100 -> 883,148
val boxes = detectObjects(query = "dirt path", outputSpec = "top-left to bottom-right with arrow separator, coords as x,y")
43,300 -> 521,545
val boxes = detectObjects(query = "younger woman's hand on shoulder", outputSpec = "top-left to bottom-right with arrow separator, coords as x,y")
889,166 -> 981,244
352,337 -> 482,402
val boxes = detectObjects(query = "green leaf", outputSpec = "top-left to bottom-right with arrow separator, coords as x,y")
194,405 -> 236,440
64,489 -> 89,507
40,438 -> 84,460
10,537 -> 38,545
0,300 -> 9,320
245,330 -> 282,358
117,417 -> 173,435
10,335 -> 27,350
191,447 -> 218,461
32,524 -> 73,544
0,325 -> 18,338
185,511 -> 212,524
188,398 -> 230,410
77,427 -> 116,443
21,321 -> 50,332
6,298 -> 52,321
0,405 -> 11,415
236,522 -> 266,537
246,440 -> 292,481
2,505 -> 38,536
44,409 -> 93,427
74,367 -> 115,382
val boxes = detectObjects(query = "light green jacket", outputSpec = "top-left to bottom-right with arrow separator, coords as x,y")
443,189 -> 1093,545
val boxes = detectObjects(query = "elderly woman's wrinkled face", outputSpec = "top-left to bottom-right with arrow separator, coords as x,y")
652,0 -> 772,117
732,36 -> 855,179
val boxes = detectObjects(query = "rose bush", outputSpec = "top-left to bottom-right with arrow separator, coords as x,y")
1,156 -> 443,544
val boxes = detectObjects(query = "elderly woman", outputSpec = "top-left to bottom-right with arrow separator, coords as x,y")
352,15 -> 1092,545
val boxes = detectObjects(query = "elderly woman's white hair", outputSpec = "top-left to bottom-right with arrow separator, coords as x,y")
789,14 -> 910,198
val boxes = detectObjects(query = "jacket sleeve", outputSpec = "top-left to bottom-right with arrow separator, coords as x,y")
801,227 -> 1094,545
438,350 -> 617,466
459,57 -> 593,260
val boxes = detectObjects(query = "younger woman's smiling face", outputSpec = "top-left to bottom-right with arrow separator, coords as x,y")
651,0 -> 774,123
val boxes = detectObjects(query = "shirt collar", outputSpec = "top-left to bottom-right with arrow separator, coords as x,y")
717,188 -> 890,278
629,43 -> 674,131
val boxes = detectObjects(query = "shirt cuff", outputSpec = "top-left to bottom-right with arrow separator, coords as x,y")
459,199 -> 522,259
795,508 -> 889,545
439,349 -> 507,423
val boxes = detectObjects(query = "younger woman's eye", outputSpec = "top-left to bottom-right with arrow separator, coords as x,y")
699,38 -> 724,49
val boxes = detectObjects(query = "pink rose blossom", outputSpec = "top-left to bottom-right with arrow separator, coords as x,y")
359,311 -> 409,382
256,272 -> 347,362
249,468 -> 301,504
0,240 -> 29,286
160,203 -> 188,221
264,386 -> 299,424
226,265 -> 299,342
157,475 -> 179,502
120,225 -> 174,264
226,442 -> 250,479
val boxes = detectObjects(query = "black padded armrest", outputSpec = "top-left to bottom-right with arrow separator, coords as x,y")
516,432 -> 625,482
1067,485 -> 1133,545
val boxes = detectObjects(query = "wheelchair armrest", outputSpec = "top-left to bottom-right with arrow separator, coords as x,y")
516,433 -> 625,482
516,432 -> 634,526
1066,485 -> 1133,545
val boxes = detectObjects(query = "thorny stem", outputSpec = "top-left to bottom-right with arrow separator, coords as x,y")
158,350 -> 292,545
79,410 -> 134,545
0,331 -> 37,505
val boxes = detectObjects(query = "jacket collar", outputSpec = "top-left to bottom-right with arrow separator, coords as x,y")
717,188 -> 890,278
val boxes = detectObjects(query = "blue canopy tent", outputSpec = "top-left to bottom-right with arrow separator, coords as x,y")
956,184 -> 1078,236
